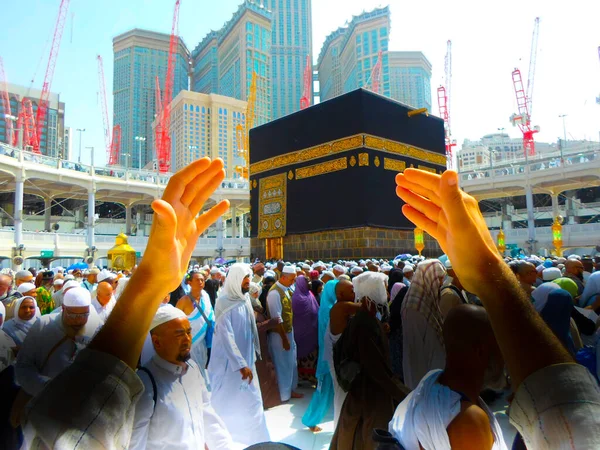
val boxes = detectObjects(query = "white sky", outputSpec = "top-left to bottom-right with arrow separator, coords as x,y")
312,0 -> 600,148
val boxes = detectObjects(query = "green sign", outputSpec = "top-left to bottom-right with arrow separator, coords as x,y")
40,250 -> 54,258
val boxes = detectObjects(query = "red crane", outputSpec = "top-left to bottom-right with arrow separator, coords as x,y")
437,40 -> 455,169
511,17 -> 540,157
155,0 -> 181,173
29,0 -> 71,154
300,55 -> 312,109
367,51 -> 383,94
0,56 -> 14,145
97,55 -> 121,165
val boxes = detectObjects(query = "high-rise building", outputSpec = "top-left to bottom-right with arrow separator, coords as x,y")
263,0 -> 312,119
317,7 -> 391,103
156,90 -> 247,178
388,51 -> 432,111
191,2 -> 272,126
113,29 -> 190,168
0,83 -> 65,157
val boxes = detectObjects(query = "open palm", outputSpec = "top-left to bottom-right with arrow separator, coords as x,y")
142,158 -> 230,292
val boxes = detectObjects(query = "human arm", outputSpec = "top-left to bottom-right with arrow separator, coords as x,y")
395,169 -> 572,389
175,296 -> 194,316
127,370 -> 155,450
87,158 -> 229,369
267,289 -> 290,350
446,404 -> 494,450
15,322 -> 51,396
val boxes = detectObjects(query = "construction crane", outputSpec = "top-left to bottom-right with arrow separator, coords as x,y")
596,46 -> 600,105
235,71 -> 257,179
366,51 -> 383,94
97,55 -> 121,165
437,40 -> 455,169
28,0 -> 71,154
155,0 -> 181,173
0,56 -> 14,145
510,17 -> 540,157
300,55 -> 312,109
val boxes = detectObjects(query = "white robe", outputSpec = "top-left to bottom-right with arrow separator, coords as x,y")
188,290 -> 214,386
389,369 -> 508,450
91,295 -> 116,324
324,323 -> 346,427
15,311 -> 101,396
129,355 -> 233,450
208,302 -> 270,447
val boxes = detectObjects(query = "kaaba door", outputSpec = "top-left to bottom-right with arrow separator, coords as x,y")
265,237 -> 283,260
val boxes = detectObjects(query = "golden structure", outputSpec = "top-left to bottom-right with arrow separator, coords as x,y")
414,228 -> 425,256
552,217 -> 563,256
107,233 -> 137,271
235,71 -> 257,179
497,229 -> 506,255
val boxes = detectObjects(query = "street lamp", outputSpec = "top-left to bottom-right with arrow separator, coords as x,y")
559,115 -> 567,159
135,136 -> 146,170
85,146 -> 95,167
76,128 -> 86,163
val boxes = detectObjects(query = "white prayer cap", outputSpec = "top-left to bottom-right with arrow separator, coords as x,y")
150,304 -> 187,331
97,270 -> 117,283
351,266 -> 363,274
63,280 -> 80,292
282,265 -> 297,275
353,272 -> 388,306
301,263 -> 311,270
333,264 -> 345,273
15,270 -> 33,280
63,287 -> 92,307
53,279 -> 64,286
64,274 -> 75,281
568,255 -> 581,260
210,267 -> 219,275
17,283 -> 36,294
556,257 -> 567,264
543,267 -> 562,281
264,270 -> 276,279
321,270 -> 335,280
402,265 -> 414,274
202,265 -> 210,271
381,264 -> 392,272
249,282 -> 262,296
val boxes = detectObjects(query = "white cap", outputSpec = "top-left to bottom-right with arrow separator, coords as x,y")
264,270 -> 276,279
321,271 -> 335,280
63,287 -> 92,307
15,270 -> 33,280
543,267 -> 562,281
97,270 -> 117,283
62,280 -> 80,292
17,283 -> 36,294
53,279 -> 64,286
351,266 -> 363,274
150,304 -> 187,330
282,265 -> 297,275
403,265 -> 414,274
333,264 -> 345,273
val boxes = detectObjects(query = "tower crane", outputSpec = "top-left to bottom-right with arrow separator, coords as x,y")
97,55 -> 121,166
235,71 -> 257,179
300,55 -> 312,109
0,56 -> 14,145
30,0 -> 71,154
510,17 -> 540,157
437,40 -> 455,169
366,51 -> 383,94
596,46 -> 600,105
155,0 -> 181,173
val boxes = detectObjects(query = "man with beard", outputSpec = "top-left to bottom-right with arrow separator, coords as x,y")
208,263 -> 270,447
564,258 -> 585,297
129,305 -> 233,450
389,305 -> 507,449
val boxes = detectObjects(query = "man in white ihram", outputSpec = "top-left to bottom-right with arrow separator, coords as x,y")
129,304 -> 234,450
208,263 -> 270,447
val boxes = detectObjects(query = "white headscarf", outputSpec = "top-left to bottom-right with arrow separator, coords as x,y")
532,282 -> 561,313
352,271 -> 389,306
214,263 -> 260,358
3,296 -> 38,345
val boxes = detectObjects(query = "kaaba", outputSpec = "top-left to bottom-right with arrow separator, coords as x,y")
249,89 -> 446,261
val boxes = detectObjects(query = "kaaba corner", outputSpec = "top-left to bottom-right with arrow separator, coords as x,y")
249,88 -> 445,261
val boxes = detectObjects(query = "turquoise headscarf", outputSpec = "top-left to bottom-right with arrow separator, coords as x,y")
315,280 -> 339,380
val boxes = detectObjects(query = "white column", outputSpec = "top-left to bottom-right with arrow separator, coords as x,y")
240,213 -> 245,238
14,174 -> 24,267
525,184 -> 536,249
216,216 -> 224,258
44,197 -> 52,231
87,188 -> 95,249
125,205 -> 133,235
551,193 -> 560,218
231,206 -> 237,239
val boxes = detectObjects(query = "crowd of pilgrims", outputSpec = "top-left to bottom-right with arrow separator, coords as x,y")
1,252 -> 600,449
2,158 -> 600,450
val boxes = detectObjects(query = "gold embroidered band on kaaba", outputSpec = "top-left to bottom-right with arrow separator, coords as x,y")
249,134 -> 446,176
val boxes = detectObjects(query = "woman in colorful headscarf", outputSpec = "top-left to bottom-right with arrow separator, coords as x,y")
292,275 -> 319,384
3,296 -> 38,348
302,279 -> 339,432
34,271 -> 55,315
401,259 -> 447,389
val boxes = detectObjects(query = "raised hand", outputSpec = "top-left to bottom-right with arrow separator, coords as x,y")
395,169 -> 501,295
141,158 -> 230,293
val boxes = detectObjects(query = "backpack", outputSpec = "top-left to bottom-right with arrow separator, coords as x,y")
137,366 -> 158,416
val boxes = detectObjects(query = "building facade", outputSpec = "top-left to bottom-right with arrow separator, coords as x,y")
388,51 -> 432,110
113,29 -> 190,168
191,1 -> 272,126
63,126 -> 74,161
0,83 -> 65,157
317,7 -> 391,102
263,0 -> 312,120
158,90 -> 247,178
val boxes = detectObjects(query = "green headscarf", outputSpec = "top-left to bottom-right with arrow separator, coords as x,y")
554,277 -> 578,300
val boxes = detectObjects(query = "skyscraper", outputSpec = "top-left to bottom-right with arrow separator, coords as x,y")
160,90 -> 247,178
263,0 -> 312,119
388,51 -> 432,111
317,7 -> 391,102
113,29 -> 190,168
191,2 -> 272,125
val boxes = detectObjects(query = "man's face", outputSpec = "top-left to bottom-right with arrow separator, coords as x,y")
279,273 -> 296,287
321,274 -> 333,284
152,317 -> 192,364
336,280 -> 355,303
188,273 -> 205,291
520,263 -> 538,285
96,282 -> 113,307
241,275 -> 251,293
18,298 -> 37,321
404,270 -> 414,280
255,266 -> 266,277
87,274 -> 98,284
333,268 -> 344,278
16,275 -> 33,286
24,289 -> 37,298
277,262 -> 284,272
0,275 -> 12,296
62,306 -> 90,334
566,260 -> 584,280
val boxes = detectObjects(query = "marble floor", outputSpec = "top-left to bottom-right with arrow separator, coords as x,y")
263,385 -> 518,450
